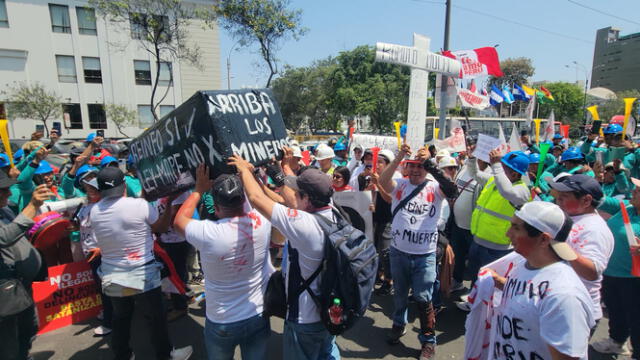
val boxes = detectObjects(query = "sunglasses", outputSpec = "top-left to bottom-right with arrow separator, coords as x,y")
333,174 -> 343,179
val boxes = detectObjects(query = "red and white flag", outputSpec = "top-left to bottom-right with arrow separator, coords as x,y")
443,47 -> 503,79
457,87 -> 490,110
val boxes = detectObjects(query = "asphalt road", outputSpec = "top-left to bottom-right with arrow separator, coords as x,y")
30,285 -> 619,360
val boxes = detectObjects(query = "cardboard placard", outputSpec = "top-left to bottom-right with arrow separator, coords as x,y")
129,89 -> 289,201
351,134 -> 399,152
333,191 -> 374,245
32,261 -> 102,334
472,134 -> 502,163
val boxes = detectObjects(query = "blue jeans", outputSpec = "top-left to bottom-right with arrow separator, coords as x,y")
283,320 -> 340,360
389,247 -> 437,344
467,241 -> 512,283
204,314 -> 270,360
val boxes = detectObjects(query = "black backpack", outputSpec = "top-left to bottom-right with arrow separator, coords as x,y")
306,208 -> 378,335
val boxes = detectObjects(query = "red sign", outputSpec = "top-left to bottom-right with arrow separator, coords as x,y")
31,261 -> 102,334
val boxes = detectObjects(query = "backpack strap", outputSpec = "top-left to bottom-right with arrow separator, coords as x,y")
391,181 -> 428,221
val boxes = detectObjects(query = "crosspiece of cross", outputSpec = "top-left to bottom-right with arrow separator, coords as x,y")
375,42 -> 461,78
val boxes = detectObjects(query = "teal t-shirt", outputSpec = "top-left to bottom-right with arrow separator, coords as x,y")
125,175 -> 142,198
605,205 -> 640,278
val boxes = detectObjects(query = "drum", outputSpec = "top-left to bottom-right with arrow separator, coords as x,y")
27,211 -> 72,251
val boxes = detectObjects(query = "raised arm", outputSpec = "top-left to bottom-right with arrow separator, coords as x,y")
228,154 -> 275,220
174,164 -> 211,237
380,144 -> 410,194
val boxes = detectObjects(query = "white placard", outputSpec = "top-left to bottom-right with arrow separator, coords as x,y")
351,134 -> 398,152
472,134 -> 502,163
333,191 -> 374,244
375,42 -> 461,77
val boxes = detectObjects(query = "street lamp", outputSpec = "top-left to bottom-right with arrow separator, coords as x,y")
226,39 -> 242,90
566,61 -> 590,125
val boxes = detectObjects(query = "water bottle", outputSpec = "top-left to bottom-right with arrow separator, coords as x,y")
328,298 -> 343,325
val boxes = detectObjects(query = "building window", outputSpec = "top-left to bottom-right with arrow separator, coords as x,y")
129,12 -> 169,41
138,105 -> 153,128
88,104 -> 106,129
82,57 -> 102,83
159,105 -> 174,118
134,60 -> 151,85
0,0 -> 9,28
55,55 -> 77,83
158,62 -> 172,86
49,4 -> 71,33
62,103 -> 82,129
76,7 -> 97,35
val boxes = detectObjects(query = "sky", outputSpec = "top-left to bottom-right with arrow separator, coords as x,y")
218,0 -> 640,89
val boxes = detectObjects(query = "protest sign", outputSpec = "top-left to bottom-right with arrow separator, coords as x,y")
456,87 -> 490,110
32,261 -> 102,334
333,191 -> 373,245
434,126 -> 466,153
129,89 -> 289,201
351,134 -> 399,152
472,134 -> 501,163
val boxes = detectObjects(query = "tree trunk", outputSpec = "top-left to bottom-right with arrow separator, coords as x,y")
150,42 -> 162,122
41,120 -> 49,138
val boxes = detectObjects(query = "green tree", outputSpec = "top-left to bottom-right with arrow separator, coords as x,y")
537,82 -> 584,129
328,45 -> 410,133
105,103 -> 137,137
598,89 -> 640,123
90,0 -> 213,121
1,82 -> 62,137
213,0 -> 306,87
490,57 -> 535,88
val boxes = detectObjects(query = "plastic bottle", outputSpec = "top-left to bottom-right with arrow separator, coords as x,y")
328,298 -> 343,325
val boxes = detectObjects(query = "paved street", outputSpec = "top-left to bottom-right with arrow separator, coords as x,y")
31,285 -> 616,360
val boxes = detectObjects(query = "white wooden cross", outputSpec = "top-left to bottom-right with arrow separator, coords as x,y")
375,34 -> 461,151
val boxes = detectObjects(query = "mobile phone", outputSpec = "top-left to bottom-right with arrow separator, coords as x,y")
52,122 -> 62,135
590,121 -> 602,135
97,129 -> 104,137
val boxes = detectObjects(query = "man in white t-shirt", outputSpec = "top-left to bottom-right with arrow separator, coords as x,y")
548,174 -> 614,323
156,191 -> 192,322
173,166 -> 273,360
89,167 -> 193,360
486,201 -> 595,360
378,144 -> 458,360
228,154 -> 341,360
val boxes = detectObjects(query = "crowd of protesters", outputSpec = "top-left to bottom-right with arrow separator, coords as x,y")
0,122 -> 639,360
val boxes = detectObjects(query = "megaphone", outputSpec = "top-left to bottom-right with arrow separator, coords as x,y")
38,197 -> 87,214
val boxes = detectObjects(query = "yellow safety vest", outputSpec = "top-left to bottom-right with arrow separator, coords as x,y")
470,177 -> 528,246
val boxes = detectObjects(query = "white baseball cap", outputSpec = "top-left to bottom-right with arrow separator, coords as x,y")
514,201 -> 576,261
292,146 -> 302,158
438,156 -> 457,169
378,149 -> 395,163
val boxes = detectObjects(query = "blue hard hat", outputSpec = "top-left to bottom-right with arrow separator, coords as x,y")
603,123 -> 623,135
553,133 -> 563,140
560,147 -> 584,162
528,153 -> 540,164
333,142 -> 347,151
100,156 -> 118,167
0,154 -> 10,168
34,161 -> 54,175
127,154 -> 135,166
501,151 -> 530,175
86,133 -> 96,142
13,149 -> 24,161
75,165 -> 97,188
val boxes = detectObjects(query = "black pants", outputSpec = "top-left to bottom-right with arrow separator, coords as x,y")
373,222 -> 392,281
159,241 -> 189,310
602,275 -> 640,358
0,304 -> 38,360
90,257 -> 113,328
450,223 -> 473,283
110,287 -> 172,360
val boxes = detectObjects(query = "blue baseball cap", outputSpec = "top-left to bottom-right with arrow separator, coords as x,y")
100,156 -> 118,167
86,133 -> 96,142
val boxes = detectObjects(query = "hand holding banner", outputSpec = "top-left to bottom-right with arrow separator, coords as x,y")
623,98 -> 637,140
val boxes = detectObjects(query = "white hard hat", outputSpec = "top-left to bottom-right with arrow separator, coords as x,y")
438,156 -> 457,169
292,146 -> 302,158
315,145 -> 335,160
378,149 -> 395,163
436,149 -> 450,158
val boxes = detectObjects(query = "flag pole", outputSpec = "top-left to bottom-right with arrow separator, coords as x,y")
436,0 -> 452,140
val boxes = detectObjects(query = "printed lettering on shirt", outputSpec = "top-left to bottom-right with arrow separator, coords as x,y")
501,277 -> 551,303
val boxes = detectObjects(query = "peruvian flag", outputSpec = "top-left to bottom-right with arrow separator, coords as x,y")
443,47 -> 503,79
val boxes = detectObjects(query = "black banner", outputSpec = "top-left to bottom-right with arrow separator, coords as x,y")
129,89 -> 289,201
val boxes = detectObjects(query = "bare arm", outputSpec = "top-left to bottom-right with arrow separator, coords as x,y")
380,144 -> 410,194
569,255 -> 598,281
279,147 -> 298,208
174,165 -> 212,237
151,193 -> 180,234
